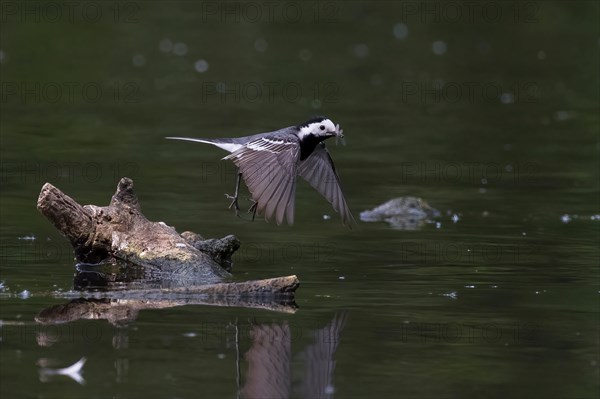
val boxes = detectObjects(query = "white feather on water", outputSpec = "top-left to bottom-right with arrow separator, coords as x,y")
39,357 -> 87,385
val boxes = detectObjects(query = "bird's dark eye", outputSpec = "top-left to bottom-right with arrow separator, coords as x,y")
319,125 -> 325,130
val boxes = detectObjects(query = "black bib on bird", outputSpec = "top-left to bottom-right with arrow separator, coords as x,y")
299,134 -> 327,161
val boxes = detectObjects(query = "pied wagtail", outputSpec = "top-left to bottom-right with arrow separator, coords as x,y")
167,117 -> 355,227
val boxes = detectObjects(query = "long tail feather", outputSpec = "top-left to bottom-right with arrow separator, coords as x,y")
166,137 -> 241,153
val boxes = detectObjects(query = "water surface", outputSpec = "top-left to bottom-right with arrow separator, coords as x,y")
1,1 -> 598,398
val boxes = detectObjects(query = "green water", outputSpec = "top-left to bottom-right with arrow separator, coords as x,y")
1,1 -> 599,398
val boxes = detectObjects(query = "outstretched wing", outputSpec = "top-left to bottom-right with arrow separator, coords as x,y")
224,137 -> 299,225
297,143 -> 355,227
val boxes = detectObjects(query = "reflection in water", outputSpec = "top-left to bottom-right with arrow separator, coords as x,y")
241,312 -> 347,399
115,358 -> 129,384
112,327 -> 130,350
296,312 -> 347,398
31,308 -> 345,394
113,328 -> 130,383
35,294 -> 296,326
36,330 -> 61,347
242,322 -> 292,399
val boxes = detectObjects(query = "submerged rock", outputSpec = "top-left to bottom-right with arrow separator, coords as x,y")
360,197 -> 440,230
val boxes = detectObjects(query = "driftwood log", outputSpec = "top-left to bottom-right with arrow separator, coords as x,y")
36,178 -> 299,300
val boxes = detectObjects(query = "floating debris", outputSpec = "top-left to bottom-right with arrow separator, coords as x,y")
560,214 -> 600,222
39,357 -> 86,385
561,214 -> 572,223
338,276 -> 345,280
322,214 -> 331,220
442,291 -> 458,299
18,235 -> 36,241
182,332 -> 197,338
464,285 -> 475,289
451,214 -> 460,223
18,290 -> 30,299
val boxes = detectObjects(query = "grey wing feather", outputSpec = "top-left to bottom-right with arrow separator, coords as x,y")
225,137 -> 299,225
297,143 -> 355,227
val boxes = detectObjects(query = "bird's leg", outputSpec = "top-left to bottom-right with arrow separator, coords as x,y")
247,200 -> 258,221
225,172 -> 242,217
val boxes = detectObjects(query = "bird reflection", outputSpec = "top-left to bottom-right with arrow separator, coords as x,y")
241,312 -> 347,399
295,312 -> 347,398
241,323 -> 292,399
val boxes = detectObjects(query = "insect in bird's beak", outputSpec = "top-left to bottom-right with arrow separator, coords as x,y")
335,123 -> 346,146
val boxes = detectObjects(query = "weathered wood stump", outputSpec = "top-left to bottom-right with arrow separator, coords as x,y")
36,177 -> 299,296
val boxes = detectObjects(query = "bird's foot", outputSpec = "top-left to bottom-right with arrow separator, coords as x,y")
225,193 -> 240,217
247,200 -> 258,221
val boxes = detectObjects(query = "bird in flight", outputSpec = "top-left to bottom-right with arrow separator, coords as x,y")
167,117 -> 354,227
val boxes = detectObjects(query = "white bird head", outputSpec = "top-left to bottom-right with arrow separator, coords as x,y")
297,117 -> 343,141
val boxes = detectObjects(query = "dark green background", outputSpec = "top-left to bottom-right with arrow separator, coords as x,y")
1,1 -> 598,398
